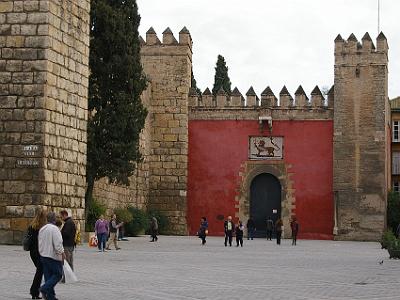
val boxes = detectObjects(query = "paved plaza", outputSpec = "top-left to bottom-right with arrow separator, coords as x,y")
0,236 -> 399,300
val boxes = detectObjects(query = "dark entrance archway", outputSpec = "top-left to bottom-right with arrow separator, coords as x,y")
250,173 -> 282,238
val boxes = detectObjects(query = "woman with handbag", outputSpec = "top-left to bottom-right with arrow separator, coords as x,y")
27,208 -> 47,299
198,217 -> 208,245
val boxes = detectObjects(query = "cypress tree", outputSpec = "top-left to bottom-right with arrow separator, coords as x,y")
212,55 -> 232,95
86,0 -> 147,215
191,69 -> 202,95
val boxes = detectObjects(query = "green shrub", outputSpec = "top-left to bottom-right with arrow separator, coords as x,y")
389,238 -> 400,250
124,207 -> 148,236
387,191 -> 400,233
123,207 -> 170,236
114,208 -> 133,223
86,198 -> 107,231
381,230 -> 396,249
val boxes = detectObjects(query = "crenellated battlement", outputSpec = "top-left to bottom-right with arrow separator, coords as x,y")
189,85 -> 333,110
140,27 -> 192,59
334,32 -> 388,66
189,85 -> 333,121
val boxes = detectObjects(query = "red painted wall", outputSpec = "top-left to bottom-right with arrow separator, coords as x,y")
187,120 -> 334,240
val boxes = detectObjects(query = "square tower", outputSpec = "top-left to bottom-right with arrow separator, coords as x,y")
333,33 -> 389,240
0,1 -> 90,243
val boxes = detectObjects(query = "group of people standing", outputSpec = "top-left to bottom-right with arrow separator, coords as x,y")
223,216 -> 245,247
27,209 -> 76,300
94,214 -> 159,252
198,215 -> 299,247
94,214 -> 124,252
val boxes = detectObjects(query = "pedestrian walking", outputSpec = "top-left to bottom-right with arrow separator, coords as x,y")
275,218 -> 283,245
150,216 -> 159,242
60,210 -> 76,270
290,216 -> 299,246
106,214 -> 123,250
27,208 -> 47,299
224,216 -> 235,247
246,217 -> 256,240
198,217 -> 208,245
39,211 -> 65,300
94,215 -> 109,252
235,220 -> 244,247
266,216 -> 274,240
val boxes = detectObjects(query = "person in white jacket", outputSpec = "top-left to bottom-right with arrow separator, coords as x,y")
38,211 -> 65,300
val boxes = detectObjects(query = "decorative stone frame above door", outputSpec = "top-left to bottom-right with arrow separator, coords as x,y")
236,160 -> 296,238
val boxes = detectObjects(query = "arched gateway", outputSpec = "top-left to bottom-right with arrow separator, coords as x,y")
250,173 -> 282,238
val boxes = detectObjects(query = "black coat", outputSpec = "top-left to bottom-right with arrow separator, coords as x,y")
246,219 -> 256,229
235,225 -> 244,237
224,220 -> 235,233
61,217 -> 76,247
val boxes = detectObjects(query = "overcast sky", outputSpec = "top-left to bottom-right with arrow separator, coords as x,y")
137,0 -> 399,99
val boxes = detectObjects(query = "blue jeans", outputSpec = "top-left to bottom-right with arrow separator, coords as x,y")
248,228 -> 255,240
97,232 -> 107,250
40,257 -> 63,300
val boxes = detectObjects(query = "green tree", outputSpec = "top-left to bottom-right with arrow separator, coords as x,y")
191,69 -> 202,95
212,55 -> 232,95
86,0 -> 147,219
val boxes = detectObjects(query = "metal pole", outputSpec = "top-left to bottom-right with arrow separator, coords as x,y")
378,0 -> 380,34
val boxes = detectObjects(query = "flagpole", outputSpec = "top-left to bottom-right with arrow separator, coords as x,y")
378,0 -> 380,34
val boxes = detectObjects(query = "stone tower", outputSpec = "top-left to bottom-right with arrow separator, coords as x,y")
333,32 -> 389,240
0,1 -> 90,243
140,27 -> 192,234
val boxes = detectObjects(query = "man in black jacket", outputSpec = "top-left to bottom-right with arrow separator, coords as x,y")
60,210 -> 76,270
224,216 -> 235,247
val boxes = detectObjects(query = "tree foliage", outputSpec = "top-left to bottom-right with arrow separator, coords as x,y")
191,69 -> 202,96
387,191 -> 400,232
86,0 -> 147,208
212,55 -> 232,95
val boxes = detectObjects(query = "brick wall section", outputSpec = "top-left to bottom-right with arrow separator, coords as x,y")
333,33 -> 389,241
140,28 -> 192,234
0,0 -> 90,243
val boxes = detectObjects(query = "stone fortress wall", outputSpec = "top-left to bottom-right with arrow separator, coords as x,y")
0,0 -> 90,243
186,32 -> 389,241
0,0 -> 389,243
91,27 -> 192,235
333,33 -> 389,240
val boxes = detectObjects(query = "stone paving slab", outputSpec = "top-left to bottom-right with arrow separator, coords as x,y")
0,236 -> 399,300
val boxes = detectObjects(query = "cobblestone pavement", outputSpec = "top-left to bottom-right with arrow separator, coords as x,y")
0,236 -> 399,300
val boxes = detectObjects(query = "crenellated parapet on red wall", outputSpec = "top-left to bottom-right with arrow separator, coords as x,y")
187,85 -> 334,239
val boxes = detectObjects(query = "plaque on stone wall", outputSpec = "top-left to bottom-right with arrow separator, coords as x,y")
249,136 -> 283,160
16,145 -> 40,167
